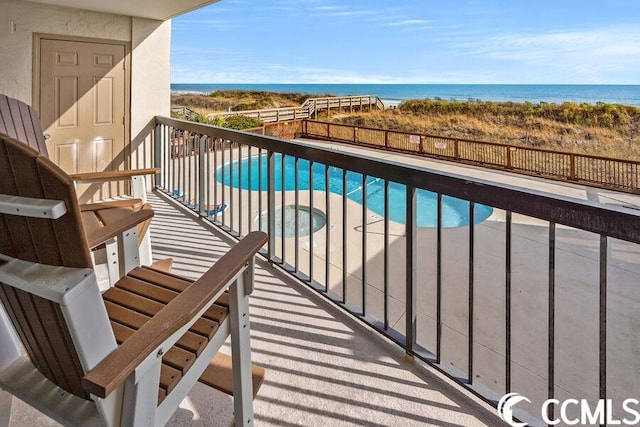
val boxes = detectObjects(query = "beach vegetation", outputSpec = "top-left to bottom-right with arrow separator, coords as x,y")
172,92 -> 640,159
176,108 -> 263,130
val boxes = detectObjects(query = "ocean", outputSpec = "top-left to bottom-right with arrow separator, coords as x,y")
170,83 -> 640,107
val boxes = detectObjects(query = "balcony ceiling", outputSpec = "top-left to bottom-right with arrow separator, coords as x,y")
24,0 -> 220,20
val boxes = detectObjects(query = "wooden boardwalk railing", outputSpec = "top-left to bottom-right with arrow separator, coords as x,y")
206,95 -> 384,123
300,119 -> 640,193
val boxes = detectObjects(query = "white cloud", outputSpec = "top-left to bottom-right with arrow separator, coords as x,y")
451,25 -> 640,83
386,19 -> 429,27
172,61 -> 420,84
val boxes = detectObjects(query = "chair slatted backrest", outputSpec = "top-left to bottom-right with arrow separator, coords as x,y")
0,95 -> 49,157
0,134 -> 93,399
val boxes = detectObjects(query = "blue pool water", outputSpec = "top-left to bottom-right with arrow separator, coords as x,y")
215,154 -> 493,228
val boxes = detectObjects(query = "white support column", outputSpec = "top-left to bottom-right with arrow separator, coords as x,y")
229,267 -> 255,427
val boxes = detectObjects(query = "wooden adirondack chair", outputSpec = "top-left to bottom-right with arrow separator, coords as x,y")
0,94 -> 161,277
0,134 -> 267,426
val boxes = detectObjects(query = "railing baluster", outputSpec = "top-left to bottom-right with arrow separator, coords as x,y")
206,136 -> 211,220
295,157 -> 300,272
436,193 -> 442,364
281,153 -> 286,261
247,146 -> 252,232
309,160 -> 314,283
406,185 -> 417,354
221,141 -> 227,227
548,222 -> 556,423
268,150 -> 276,261
238,144 -> 243,237
505,210 -> 512,394
468,201 -> 475,384
198,135 -> 206,217
154,122 -> 162,190
599,234 -> 608,418
258,148 -> 263,232
213,138 -> 219,225
342,169 -> 348,303
230,141 -> 235,233
384,179 -> 390,330
362,174 -> 368,316
325,164 -> 331,293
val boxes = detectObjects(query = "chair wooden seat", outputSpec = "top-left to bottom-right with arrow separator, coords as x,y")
105,266 -> 265,405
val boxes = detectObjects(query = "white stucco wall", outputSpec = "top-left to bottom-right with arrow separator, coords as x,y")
0,0 -> 131,104
130,17 -> 171,169
0,0 -> 171,169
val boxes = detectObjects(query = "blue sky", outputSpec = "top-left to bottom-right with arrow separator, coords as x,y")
170,0 -> 640,84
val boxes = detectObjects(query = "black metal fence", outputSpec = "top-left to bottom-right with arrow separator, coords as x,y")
154,116 -> 640,425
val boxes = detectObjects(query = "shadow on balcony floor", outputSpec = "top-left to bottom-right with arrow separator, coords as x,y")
9,191 -> 501,427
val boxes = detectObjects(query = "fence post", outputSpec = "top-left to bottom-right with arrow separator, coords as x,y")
570,154 -> 576,180
385,130 -> 389,149
506,145 -> 512,169
454,139 -> 460,159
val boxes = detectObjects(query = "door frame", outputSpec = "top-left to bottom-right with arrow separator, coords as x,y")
33,33 -> 132,166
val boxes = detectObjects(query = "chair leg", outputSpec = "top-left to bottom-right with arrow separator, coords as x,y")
0,390 -> 12,427
229,268 -> 255,426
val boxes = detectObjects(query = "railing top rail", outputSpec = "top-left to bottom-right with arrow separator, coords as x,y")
209,106 -> 307,116
305,119 -> 640,165
157,116 -> 640,243
209,95 -> 383,118
305,95 -> 379,101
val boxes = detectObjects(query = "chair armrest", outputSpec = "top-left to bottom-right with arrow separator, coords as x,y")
85,208 -> 154,249
69,168 -> 161,183
80,199 -> 144,212
81,231 -> 268,398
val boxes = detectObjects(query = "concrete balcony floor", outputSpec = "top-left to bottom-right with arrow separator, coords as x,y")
9,191 -> 501,427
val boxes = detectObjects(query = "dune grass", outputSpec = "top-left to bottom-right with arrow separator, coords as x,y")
172,91 -> 640,160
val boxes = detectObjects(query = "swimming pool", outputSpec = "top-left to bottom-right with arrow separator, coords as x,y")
215,153 -> 493,228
